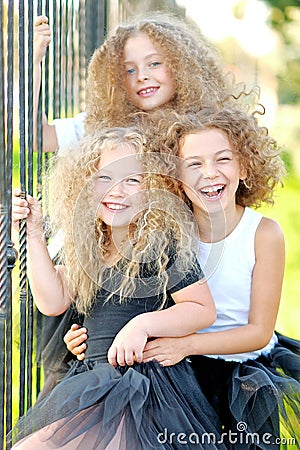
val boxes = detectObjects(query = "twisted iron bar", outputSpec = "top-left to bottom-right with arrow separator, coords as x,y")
0,216 -> 7,449
0,213 -> 8,313
18,217 -> 27,418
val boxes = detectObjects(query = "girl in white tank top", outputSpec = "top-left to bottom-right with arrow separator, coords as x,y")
142,106 -> 299,449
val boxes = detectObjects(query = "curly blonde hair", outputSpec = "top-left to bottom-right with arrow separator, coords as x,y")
147,107 -> 286,208
48,127 -> 198,314
84,12 -> 245,132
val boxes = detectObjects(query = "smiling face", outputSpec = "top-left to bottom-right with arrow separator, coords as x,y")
95,144 -> 144,233
179,128 -> 246,217
123,32 -> 176,111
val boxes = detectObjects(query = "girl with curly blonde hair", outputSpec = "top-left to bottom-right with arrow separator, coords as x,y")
35,12 -> 246,152
84,13 -> 237,131
142,107 -> 300,449
10,127 -> 229,450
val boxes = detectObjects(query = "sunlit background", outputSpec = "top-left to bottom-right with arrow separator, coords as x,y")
176,0 -> 299,153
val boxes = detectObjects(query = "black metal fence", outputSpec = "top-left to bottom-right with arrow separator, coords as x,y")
0,1 -> 108,448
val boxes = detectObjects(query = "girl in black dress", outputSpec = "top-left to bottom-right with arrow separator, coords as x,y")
10,127 -> 225,450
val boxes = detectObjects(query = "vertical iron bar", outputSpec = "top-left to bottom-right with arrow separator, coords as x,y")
0,0 -> 8,447
44,0 -> 50,121
36,0 -> 43,204
97,0 -> 106,46
35,0 -> 44,399
58,0 -> 62,117
71,0 -> 74,116
35,0 -> 50,398
18,0 -> 27,418
64,0 -> 68,116
0,0 -> 7,232
78,0 -> 85,111
43,0 -> 50,226
5,0 -> 15,443
26,0 -> 34,410
52,0 -> 58,119
84,0 -> 90,80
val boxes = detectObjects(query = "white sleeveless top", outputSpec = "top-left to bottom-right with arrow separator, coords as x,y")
197,207 -> 278,362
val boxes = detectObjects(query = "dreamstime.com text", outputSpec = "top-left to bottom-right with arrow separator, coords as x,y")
157,422 -> 296,446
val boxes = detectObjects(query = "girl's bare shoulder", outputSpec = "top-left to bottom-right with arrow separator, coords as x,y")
255,216 -> 285,251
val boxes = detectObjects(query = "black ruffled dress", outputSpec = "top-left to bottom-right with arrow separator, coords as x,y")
9,259 -> 226,450
190,334 -> 300,450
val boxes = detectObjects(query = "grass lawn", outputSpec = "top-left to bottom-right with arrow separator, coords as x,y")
258,175 -> 300,340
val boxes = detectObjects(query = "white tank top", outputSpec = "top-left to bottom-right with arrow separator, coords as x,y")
197,207 -> 278,362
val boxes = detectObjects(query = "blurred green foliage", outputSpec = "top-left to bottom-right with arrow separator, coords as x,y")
263,0 -> 300,103
263,0 -> 300,17
259,174 -> 300,339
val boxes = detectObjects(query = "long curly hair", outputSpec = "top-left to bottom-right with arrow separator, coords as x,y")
48,127 -> 198,315
84,12 -> 246,132
148,107 -> 286,208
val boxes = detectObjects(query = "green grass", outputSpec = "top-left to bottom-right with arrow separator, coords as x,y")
258,175 -> 300,339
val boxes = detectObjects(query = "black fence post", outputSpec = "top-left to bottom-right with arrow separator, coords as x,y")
0,0 -> 17,447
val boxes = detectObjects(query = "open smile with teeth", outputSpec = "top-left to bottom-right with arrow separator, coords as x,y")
200,184 -> 225,198
138,87 -> 158,96
104,203 -> 128,211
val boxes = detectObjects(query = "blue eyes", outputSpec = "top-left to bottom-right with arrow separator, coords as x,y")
98,175 -> 141,185
125,61 -> 162,75
98,175 -> 111,182
150,61 -> 160,67
126,178 -> 141,184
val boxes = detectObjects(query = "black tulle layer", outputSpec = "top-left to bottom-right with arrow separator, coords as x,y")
9,359 -> 228,450
191,333 -> 300,450
8,334 -> 300,450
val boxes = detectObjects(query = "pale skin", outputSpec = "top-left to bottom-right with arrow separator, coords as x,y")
65,128 -> 285,366
33,16 -> 176,152
12,145 -> 216,367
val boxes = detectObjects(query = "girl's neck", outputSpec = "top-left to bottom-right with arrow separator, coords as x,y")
105,227 -> 129,267
194,205 -> 245,243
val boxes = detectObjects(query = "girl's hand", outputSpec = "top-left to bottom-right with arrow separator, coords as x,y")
63,324 -> 88,361
143,336 -> 189,366
34,15 -> 51,64
107,318 -> 148,367
12,188 -> 43,236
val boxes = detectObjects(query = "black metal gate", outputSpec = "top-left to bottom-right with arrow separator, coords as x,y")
0,1 -> 108,448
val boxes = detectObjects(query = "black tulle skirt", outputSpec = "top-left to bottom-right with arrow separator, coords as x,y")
9,359 -> 228,450
191,333 -> 300,450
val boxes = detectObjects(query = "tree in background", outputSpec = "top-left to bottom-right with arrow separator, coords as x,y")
263,0 -> 300,104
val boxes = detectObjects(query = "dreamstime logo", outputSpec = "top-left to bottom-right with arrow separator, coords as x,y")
236,421 -> 247,432
157,422 -> 296,446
